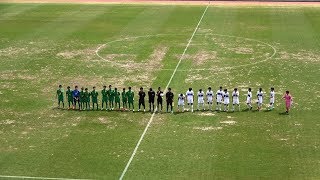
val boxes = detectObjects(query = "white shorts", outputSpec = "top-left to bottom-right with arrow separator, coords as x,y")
207,97 -> 213,103
224,99 -> 230,105
233,99 -> 239,105
217,97 -> 222,103
198,98 -> 204,104
270,98 -> 275,104
187,98 -> 193,104
246,98 -> 251,104
178,101 -> 184,106
257,98 -> 263,104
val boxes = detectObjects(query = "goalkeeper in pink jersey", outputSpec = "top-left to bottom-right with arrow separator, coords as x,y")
283,90 -> 292,114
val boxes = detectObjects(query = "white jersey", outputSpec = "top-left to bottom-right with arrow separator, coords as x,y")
223,92 -> 230,104
232,91 -> 239,104
198,91 -> 204,104
186,90 -> 194,104
216,90 -> 223,103
246,91 -> 252,104
257,91 -> 263,104
270,91 -> 275,104
178,95 -> 185,106
206,90 -> 214,103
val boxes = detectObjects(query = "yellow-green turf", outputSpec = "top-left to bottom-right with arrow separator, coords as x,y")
0,3 -> 320,179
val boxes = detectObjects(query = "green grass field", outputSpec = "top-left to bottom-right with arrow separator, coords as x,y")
1,2 -> 320,179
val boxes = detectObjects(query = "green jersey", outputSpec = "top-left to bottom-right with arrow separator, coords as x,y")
121,91 -> 127,102
101,89 -> 108,101
80,90 -> 85,102
115,91 -> 120,103
126,90 -> 134,102
57,88 -> 64,101
91,90 -> 98,103
108,89 -> 115,101
84,91 -> 90,102
66,89 -> 73,102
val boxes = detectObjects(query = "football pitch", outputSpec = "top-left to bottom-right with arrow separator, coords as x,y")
1,1 -> 320,179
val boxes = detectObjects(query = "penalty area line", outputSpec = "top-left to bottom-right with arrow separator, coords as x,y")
118,2 -> 210,180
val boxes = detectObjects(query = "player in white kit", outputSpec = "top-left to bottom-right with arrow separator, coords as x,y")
197,89 -> 205,111
216,86 -> 223,111
232,88 -> 240,112
246,88 -> 253,110
268,87 -> 275,110
223,89 -> 230,112
177,93 -> 185,112
206,87 -> 214,111
257,87 -> 263,111
186,88 -> 194,112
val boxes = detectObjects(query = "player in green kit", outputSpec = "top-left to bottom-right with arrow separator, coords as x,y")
80,87 -> 85,110
84,88 -> 90,110
101,85 -> 108,111
126,86 -> 135,111
56,85 -> 64,109
108,85 -> 115,110
121,88 -> 127,110
91,86 -> 98,110
114,88 -> 121,110
66,86 -> 73,110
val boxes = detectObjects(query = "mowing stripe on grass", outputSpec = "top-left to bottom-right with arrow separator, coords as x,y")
0,175 -> 91,180
118,2 -> 210,180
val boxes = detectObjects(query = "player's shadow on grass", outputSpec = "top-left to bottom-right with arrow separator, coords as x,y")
263,109 -> 273,113
279,112 -> 289,115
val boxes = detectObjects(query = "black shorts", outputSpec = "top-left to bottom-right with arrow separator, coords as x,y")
157,99 -> 163,104
167,101 -> 173,106
139,100 -> 145,106
73,97 -> 79,103
149,98 -> 155,103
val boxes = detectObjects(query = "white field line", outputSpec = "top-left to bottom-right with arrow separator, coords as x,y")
118,2 -> 210,180
0,175 -> 91,180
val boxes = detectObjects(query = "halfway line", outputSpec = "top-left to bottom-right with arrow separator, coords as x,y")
119,2 -> 210,180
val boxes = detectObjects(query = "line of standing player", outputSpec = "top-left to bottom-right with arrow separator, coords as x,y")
56,85 -> 277,113
177,87 -> 276,112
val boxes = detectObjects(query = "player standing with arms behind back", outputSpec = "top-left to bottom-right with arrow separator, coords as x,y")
197,89 -> 205,111
126,87 -> 134,112
216,86 -> 223,111
246,88 -> 253,110
186,88 -> 194,112
56,85 -> 64,109
268,87 -> 275,110
121,88 -> 127,110
114,88 -> 121,110
148,88 -> 155,112
206,87 -> 214,111
232,88 -> 240,112
177,93 -> 185,112
101,85 -> 108,111
108,85 -> 115,110
166,88 -> 174,113
72,86 -> 80,110
138,87 -> 146,112
257,88 -> 263,111
91,86 -> 98,110
66,86 -> 73,110
156,87 -> 163,112
223,89 -> 230,112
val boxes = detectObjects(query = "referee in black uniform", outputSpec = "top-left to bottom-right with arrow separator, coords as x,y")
148,88 -> 155,112
166,88 -> 174,113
